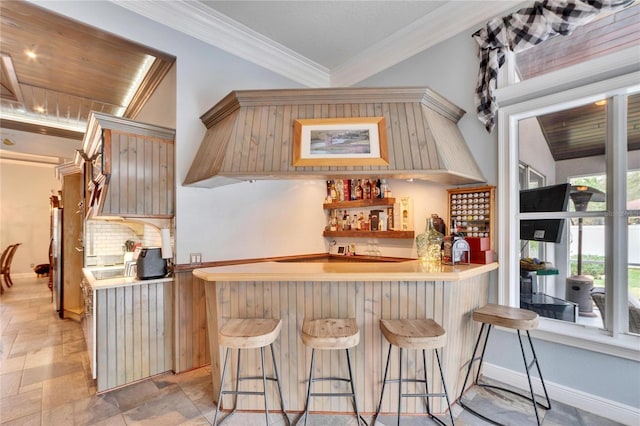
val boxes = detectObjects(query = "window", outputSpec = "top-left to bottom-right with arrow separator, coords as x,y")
519,163 -> 546,261
496,52 -> 639,356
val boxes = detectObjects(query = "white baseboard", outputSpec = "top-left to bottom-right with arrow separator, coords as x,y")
483,362 -> 640,425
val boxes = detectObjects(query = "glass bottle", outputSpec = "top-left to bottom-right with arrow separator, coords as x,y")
350,179 -> 357,200
364,179 -> 372,199
416,216 -> 444,262
355,179 -> 363,199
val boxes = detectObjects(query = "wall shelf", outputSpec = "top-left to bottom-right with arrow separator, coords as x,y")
323,230 -> 414,239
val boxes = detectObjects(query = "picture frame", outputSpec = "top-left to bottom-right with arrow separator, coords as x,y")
292,117 -> 389,166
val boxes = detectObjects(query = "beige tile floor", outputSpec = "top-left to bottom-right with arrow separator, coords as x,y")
0,276 -> 623,425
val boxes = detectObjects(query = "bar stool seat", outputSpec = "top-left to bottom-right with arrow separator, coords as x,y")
459,304 -> 551,426
297,318 -> 363,425
219,318 -> 283,348
214,318 -> 289,426
302,318 -> 360,349
374,319 -> 455,426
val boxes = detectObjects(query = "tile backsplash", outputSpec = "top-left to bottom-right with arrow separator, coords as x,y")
84,220 -> 165,266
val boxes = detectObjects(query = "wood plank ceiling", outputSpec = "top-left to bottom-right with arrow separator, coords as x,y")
0,1 -> 175,140
516,3 -> 640,161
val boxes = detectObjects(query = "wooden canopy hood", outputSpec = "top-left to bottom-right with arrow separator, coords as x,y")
184,87 -> 486,187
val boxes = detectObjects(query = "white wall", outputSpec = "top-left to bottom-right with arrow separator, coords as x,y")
0,160 -> 60,274
519,117 -> 556,182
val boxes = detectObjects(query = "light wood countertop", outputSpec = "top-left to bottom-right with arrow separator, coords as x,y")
193,260 -> 498,282
82,266 -> 173,290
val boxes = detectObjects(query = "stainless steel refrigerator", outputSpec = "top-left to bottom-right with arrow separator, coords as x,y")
51,206 -> 63,317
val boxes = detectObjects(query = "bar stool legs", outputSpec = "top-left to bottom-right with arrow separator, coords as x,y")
297,318 -> 364,426
297,348 -> 363,426
213,318 -> 289,426
374,344 -> 454,426
458,305 -> 552,426
374,319 -> 454,426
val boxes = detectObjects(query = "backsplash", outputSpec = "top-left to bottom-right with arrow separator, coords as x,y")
85,220 -> 164,266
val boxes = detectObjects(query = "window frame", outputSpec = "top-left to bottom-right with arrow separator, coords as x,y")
495,48 -> 640,361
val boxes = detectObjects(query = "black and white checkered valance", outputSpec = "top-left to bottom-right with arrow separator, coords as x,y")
472,0 -> 634,133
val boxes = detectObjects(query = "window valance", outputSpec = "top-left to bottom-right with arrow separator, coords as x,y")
472,0 -> 634,133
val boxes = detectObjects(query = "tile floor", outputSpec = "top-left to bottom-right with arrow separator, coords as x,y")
0,276 -> 624,425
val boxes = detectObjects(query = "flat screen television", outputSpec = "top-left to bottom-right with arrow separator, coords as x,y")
519,183 -> 570,243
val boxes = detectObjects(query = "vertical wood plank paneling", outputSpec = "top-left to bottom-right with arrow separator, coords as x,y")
132,284 -> 142,380
247,106 -> 262,173
95,280 -> 173,393
135,136 -> 145,214
144,139 -> 153,214
118,135 -> 128,214
404,102 -> 421,170
124,286 -> 134,383
158,141 -> 168,217
261,105 -> 276,173
152,142 -> 161,215
164,281 -> 173,372
126,135 -> 136,214
147,284 -> 158,373
140,283 -> 150,378
96,289 -> 107,390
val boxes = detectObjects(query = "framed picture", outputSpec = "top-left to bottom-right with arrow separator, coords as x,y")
292,117 -> 389,166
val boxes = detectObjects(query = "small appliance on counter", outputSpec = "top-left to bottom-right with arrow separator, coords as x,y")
136,247 -> 167,280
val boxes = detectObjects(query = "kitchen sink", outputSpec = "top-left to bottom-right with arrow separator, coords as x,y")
90,268 -> 125,280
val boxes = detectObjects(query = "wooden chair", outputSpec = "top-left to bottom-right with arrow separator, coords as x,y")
1,243 -> 21,288
458,304 -> 551,426
373,318 -> 455,426
298,318 -> 363,426
213,318 -> 288,426
0,245 -> 13,294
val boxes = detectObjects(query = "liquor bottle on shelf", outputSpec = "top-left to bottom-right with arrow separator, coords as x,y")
350,179 -> 357,200
336,179 -> 344,202
380,178 -> 389,198
330,210 -> 338,231
330,181 -> 337,201
355,179 -> 363,200
375,179 -> 382,198
342,210 -> 350,231
343,180 -> 351,202
364,179 -> 372,199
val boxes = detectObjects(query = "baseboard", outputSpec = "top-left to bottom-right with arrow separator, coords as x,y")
483,362 -> 640,425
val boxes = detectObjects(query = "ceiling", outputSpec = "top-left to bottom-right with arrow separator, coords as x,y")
0,0 -> 637,165
0,0 -> 175,163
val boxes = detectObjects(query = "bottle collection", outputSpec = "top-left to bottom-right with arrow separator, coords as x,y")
327,207 -> 393,232
325,178 -> 391,203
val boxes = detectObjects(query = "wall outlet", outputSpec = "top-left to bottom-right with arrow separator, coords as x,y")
29,263 -> 35,268
189,253 -> 202,265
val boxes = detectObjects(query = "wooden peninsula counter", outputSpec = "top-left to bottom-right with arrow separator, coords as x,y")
193,260 -> 498,415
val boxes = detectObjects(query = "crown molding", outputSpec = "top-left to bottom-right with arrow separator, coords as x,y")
112,1 -> 522,88
331,2 -> 523,86
111,0 -> 330,88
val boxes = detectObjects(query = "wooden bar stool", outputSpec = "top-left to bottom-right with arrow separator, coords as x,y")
297,318 -> 364,426
374,319 -> 455,426
214,318 -> 289,426
458,304 -> 551,425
